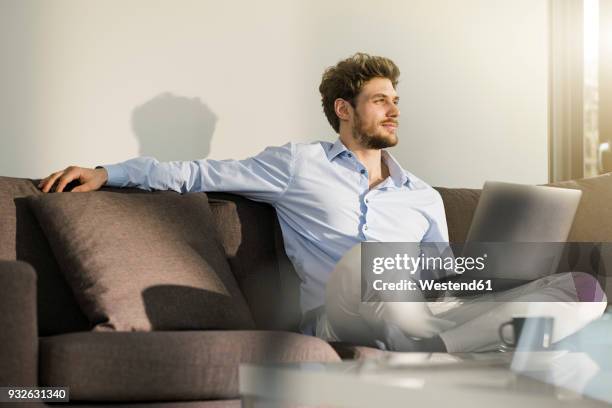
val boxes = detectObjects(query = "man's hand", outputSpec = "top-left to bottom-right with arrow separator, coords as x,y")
38,166 -> 108,193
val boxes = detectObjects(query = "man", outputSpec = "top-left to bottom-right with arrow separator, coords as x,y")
39,53 -> 606,352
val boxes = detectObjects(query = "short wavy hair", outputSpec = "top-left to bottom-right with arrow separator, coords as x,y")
319,53 -> 400,133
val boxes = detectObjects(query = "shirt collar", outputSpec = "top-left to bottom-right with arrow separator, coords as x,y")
382,149 -> 410,188
327,138 -> 410,188
326,138 -> 349,161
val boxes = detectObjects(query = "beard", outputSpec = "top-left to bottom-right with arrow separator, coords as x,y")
351,111 -> 398,149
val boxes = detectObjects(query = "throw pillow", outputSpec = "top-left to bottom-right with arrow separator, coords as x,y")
27,191 -> 255,331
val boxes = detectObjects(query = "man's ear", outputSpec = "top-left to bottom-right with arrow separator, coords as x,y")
334,98 -> 352,122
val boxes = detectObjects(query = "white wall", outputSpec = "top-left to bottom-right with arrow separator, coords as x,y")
0,0 -> 549,188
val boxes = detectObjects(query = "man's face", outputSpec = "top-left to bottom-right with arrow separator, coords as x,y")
350,77 -> 400,149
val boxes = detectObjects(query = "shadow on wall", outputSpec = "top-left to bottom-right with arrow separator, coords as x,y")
132,92 -> 217,162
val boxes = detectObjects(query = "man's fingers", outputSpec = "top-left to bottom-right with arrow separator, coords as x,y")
41,171 -> 63,193
55,170 -> 79,193
39,166 -> 102,193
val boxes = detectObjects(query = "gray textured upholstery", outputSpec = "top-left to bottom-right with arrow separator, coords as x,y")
0,260 -> 38,386
40,331 -> 340,401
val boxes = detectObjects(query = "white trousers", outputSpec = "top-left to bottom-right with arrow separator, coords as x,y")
320,244 -> 608,352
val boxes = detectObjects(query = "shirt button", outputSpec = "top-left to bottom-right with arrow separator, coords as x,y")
360,169 -> 366,174
365,198 -> 369,203
364,225 -> 368,230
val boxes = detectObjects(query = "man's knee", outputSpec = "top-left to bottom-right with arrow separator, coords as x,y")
566,271 -> 607,303
538,271 -> 607,303
571,271 -> 607,323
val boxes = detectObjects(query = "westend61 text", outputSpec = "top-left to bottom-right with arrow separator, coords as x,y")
372,279 -> 493,292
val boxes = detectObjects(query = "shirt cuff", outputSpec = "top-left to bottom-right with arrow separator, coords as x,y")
99,164 -> 129,187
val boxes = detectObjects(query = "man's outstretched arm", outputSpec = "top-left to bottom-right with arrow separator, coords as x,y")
38,142 -> 295,204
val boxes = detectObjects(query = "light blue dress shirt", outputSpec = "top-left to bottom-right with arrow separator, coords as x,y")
103,138 -> 449,313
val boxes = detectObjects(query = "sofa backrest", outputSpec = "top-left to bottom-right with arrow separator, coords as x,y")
435,173 -> 612,243
434,187 -> 481,242
2,174 -> 611,336
206,193 -> 303,332
0,177 -> 303,335
436,173 -> 612,301
0,177 -> 90,336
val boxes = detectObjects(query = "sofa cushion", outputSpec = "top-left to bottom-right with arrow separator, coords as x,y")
64,402 -> 239,408
434,187 -> 481,242
207,194 -> 303,332
64,402 -> 240,408
0,261 -> 38,387
39,331 -> 340,401
27,191 -> 254,331
0,176 -> 90,335
547,172 -> 612,242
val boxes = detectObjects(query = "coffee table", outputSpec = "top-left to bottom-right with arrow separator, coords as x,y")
240,351 -> 610,407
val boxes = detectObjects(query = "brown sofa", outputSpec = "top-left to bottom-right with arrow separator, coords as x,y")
1,173 -> 611,407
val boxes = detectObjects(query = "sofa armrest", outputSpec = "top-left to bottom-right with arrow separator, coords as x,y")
0,261 -> 38,386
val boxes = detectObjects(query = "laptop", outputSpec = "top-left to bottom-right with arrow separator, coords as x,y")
449,181 -> 582,291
